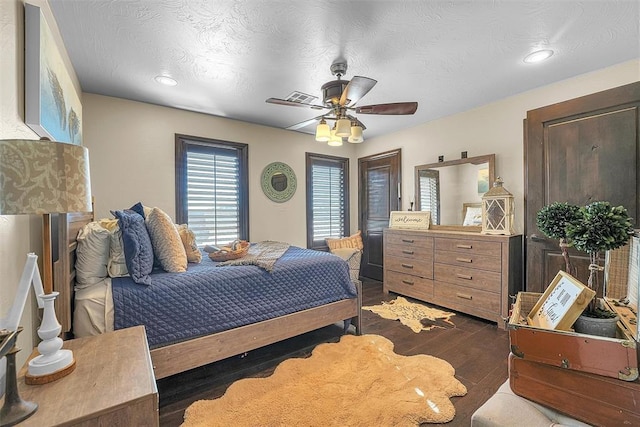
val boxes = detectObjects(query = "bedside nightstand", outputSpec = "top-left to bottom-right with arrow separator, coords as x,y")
14,326 -> 158,426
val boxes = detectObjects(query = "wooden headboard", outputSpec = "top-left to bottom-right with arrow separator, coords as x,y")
52,212 -> 94,337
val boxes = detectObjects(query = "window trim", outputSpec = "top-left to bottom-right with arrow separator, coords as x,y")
305,152 -> 350,251
175,134 -> 249,241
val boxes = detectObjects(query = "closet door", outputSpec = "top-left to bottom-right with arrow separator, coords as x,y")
525,82 -> 640,293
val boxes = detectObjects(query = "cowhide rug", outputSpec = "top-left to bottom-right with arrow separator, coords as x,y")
363,296 -> 456,333
182,334 -> 466,427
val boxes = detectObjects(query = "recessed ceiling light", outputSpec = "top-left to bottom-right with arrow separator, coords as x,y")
154,75 -> 178,86
523,49 -> 554,64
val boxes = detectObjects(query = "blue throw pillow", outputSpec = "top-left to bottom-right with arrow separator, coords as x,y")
129,202 -> 146,219
114,209 -> 154,285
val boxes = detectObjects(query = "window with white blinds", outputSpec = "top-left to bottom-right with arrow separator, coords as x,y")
419,169 -> 439,224
306,153 -> 349,250
175,135 -> 248,247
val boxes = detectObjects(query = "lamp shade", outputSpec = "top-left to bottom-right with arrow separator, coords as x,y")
0,139 -> 92,214
315,119 -> 330,142
335,118 -> 351,137
327,129 -> 343,147
348,124 -> 364,143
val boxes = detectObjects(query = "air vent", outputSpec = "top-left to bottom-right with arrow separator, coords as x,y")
285,91 -> 318,105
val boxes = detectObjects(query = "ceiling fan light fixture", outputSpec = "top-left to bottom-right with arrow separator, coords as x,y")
348,124 -> 364,143
328,129 -> 343,146
335,118 -> 351,137
315,119 -> 330,142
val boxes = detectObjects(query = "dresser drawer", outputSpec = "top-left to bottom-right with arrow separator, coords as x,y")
385,231 -> 433,249
385,270 -> 434,301
434,250 -> 501,272
435,238 -> 501,257
434,281 -> 500,313
386,243 -> 432,261
434,263 -> 501,292
385,254 -> 433,278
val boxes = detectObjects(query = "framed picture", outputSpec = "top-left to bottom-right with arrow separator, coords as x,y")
389,211 -> 430,230
462,202 -> 482,226
477,167 -> 489,194
25,4 -> 82,145
527,270 -> 595,331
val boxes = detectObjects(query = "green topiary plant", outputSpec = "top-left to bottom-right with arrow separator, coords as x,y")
565,201 -> 635,315
536,202 -> 581,276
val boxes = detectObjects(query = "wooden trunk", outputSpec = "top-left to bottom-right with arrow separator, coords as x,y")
509,354 -> 640,427
508,292 -> 639,381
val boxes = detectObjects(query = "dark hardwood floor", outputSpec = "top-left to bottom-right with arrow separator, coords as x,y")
158,279 -> 510,426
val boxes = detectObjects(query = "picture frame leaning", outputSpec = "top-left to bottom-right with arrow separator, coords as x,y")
25,4 -> 83,145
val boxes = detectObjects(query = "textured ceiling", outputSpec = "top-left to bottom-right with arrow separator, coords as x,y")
49,0 -> 640,140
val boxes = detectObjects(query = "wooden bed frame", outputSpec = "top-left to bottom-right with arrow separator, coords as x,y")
53,212 -> 362,379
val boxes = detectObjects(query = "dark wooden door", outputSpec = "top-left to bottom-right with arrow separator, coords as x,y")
525,82 -> 640,293
358,149 -> 401,281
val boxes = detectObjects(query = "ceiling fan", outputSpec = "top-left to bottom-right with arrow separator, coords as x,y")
265,61 -> 418,145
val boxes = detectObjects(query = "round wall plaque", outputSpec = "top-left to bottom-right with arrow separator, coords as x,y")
260,162 -> 297,203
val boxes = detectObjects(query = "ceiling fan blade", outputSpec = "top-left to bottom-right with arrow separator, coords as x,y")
266,98 -> 327,110
339,76 -> 377,106
355,102 -> 418,115
286,115 -> 325,131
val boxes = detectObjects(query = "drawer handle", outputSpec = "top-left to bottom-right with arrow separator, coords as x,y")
402,239 -> 415,243
402,250 -> 415,255
401,263 -> 414,269
456,257 -> 472,263
456,274 -> 473,280
457,293 -> 473,300
401,279 -> 415,286
456,244 -> 473,249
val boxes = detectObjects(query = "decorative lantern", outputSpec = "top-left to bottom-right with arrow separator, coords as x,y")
481,177 -> 515,235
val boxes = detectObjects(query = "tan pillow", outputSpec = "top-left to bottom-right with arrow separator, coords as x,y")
329,247 -> 362,282
326,231 -> 364,251
176,224 -> 202,263
146,207 -> 187,272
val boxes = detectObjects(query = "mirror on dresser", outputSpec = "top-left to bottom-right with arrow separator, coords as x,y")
414,154 -> 495,232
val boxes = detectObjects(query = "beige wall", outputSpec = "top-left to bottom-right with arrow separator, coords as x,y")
83,94 -> 358,247
0,0 -> 82,371
359,59 -> 640,234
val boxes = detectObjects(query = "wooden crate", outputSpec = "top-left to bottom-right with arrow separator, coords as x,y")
508,291 -> 639,381
510,354 -> 640,427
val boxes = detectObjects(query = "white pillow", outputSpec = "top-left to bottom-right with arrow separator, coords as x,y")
75,222 -> 110,287
107,226 -> 129,277
146,207 -> 188,272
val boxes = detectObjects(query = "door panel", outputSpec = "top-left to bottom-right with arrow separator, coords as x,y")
359,150 -> 401,280
525,82 -> 640,293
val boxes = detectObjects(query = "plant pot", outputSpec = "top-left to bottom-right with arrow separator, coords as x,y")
573,314 -> 619,338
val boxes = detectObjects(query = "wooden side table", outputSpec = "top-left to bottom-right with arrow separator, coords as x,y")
14,326 -> 158,426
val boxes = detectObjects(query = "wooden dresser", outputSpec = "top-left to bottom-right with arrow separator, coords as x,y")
383,228 -> 522,329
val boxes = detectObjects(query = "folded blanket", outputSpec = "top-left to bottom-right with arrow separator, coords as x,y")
216,241 -> 290,272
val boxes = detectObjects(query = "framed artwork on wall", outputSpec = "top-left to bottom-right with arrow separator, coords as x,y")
25,4 -> 82,145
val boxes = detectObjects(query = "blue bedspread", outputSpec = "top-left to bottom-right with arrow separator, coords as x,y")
111,246 -> 357,348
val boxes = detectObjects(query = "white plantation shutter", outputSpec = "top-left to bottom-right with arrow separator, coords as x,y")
419,170 -> 439,224
176,136 -> 248,247
306,154 -> 349,250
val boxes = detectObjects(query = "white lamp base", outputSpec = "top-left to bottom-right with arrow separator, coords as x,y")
28,348 -> 73,376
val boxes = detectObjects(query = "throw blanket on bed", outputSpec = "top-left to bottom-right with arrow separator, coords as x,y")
216,241 -> 290,272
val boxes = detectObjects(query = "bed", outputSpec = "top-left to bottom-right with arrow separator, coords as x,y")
52,212 -> 361,379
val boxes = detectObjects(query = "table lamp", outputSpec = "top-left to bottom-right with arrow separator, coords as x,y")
0,139 -> 91,425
